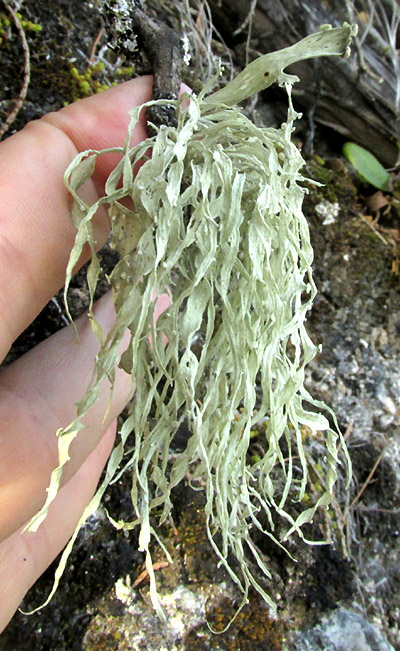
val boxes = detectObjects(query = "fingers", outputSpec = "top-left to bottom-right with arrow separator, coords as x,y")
0,287 -> 170,542
0,291 -> 132,541
0,422 -> 116,634
0,76 -> 153,360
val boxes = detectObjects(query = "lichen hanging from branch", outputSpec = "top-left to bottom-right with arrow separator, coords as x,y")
25,23 -> 356,621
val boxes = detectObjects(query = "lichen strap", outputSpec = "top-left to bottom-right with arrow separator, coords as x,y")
24,24 -> 355,622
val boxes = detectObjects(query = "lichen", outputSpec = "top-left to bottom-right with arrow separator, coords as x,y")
25,24 -> 355,623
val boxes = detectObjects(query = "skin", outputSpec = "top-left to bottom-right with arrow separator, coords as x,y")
0,76 -> 172,632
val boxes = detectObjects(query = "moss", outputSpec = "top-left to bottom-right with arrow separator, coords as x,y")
0,14 -> 11,37
116,66 -> 134,76
177,491 -> 219,583
305,155 -> 358,207
15,13 -> 42,32
204,596 -> 286,649
0,11 -> 41,48
0,12 -> 42,37
66,62 -> 110,101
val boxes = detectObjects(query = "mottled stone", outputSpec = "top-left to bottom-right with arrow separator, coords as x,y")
296,608 -> 394,651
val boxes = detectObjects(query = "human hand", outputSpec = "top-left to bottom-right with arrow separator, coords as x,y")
0,76 -> 168,631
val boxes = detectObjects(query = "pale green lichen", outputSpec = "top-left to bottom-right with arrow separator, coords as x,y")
25,24 -> 356,621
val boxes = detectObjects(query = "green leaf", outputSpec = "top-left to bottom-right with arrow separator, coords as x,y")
343,142 -> 390,191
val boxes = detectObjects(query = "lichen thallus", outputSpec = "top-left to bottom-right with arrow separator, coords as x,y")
24,24 -> 356,624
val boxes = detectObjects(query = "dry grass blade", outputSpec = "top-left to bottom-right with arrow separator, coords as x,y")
350,448 -> 386,509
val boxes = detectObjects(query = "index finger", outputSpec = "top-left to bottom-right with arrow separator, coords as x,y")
0,76 -> 153,361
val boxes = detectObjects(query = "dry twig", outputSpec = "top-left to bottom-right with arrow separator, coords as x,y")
349,449 -> 386,509
89,26 -> 105,63
132,561 -> 170,589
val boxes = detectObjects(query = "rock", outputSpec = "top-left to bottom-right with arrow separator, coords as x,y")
296,607 -> 394,651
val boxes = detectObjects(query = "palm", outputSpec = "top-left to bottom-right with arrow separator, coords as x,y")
0,77 -> 154,632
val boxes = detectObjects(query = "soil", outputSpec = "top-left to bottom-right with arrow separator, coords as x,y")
0,1 -> 399,649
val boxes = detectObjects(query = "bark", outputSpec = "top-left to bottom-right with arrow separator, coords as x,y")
208,0 -> 399,166
102,1 -> 183,130
131,5 -> 182,130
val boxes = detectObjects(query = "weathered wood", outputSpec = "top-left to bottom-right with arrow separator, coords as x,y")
208,0 -> 399,166
130,5 -> 182,130
102,1 -> 183,130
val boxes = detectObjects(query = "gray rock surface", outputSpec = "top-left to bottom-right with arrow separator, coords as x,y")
296,608 -> 394,651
